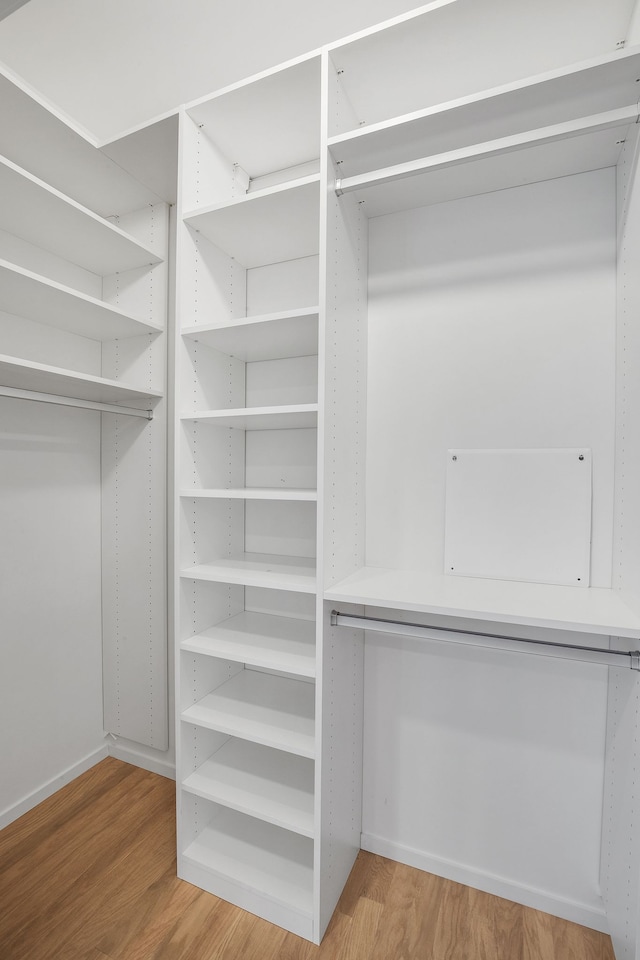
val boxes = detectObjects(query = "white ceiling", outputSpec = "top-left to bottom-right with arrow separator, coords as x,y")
0,0 -> 424,142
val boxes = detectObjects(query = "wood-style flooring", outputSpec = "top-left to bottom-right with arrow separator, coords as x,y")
0,758 -> 615,960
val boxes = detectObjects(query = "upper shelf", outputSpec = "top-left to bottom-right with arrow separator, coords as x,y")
182,308 -> 319,363
329,47 -> 640,178
0,354 -> 162,404
0,259 -> 162,340
325,567 -> 640,640
183,176 -> 320,268
0,155 -> 162,275
185,54 -> 321,181
183,404 -> 318,431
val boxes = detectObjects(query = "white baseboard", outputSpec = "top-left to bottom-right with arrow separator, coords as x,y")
107,740 -> 176,780
360,832 -> 609,934
0,745 -> 109,831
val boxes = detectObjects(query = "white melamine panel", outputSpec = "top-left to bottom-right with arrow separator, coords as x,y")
183,738 -> 315,836
182,554 -> 317,594
325,567 -> 640,639
244,500 -> 317,558
182,806 -> 314,917
444,448 -> 592,587
179,227 -> 247,327
0,310 -> 100,375
0,225 -> 101,298
246,256 -> 319,316
181,610 -> 316,677
181,488 -> 317,501
329,0 -> 636,136
182,309 -> 319,362
245,356 -> 318,408
0,398 -> 104,820
180,338 -> 245,413
245,428 -> 318,490
0,354 -> 161,404
365,170 -> 616,587
187,56 -> 321,181
185,405 -> 318,431
361,628 -> 609,929
0,259 -> 162,340
181,669 -> 315,758
0,155 -> 161,274
184,177 -> 320,268
329,47 -> 640,177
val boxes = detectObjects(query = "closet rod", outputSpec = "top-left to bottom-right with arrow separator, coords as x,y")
334,102 -> 640,197
0,385 -> 153,419
330,610 -> 640,671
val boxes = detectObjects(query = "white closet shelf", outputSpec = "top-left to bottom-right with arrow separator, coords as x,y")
181,610 -> 316,677
181,308 -> 319,362
325,567 -> 640,640
329,46 -> 640,176
0,155 -> 162,275
0,259 -> 163,340
182,739 -> 315,837
186,55 -> 321,181
182,808 -> 314,918
0,354 -> 162,404
181,668 -> 315,758
180,488 -> 317,502
182,404 -> 318,431
183,176 -> 320,268
181,553 -> 317,594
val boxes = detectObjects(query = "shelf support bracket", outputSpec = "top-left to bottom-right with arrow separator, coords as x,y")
330,610 -> 640,671
0,385 -> 154,419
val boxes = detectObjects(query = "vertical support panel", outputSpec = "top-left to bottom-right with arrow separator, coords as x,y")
315,49 -> 368,940
605,126 -> 640,959
102,202 -> 169,750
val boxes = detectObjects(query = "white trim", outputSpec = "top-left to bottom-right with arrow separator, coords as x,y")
0,745 -> 108,831
360,832 -> 609,934
107,740 -> 176,780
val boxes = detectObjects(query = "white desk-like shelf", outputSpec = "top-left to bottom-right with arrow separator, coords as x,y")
181,611 -> 316,677
182,404 -> 318,431
181,308 -> 319,362
0,155 -> 161,275
183,176 -> 320,268
182,739 -> 315,837
181,669 -> 315,758
0,259 -> 162,340
182,553 -> 317,594
325,567 -> 640,640
0,354 -> 162,405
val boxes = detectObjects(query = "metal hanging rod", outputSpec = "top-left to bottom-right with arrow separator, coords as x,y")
0,385 -> 153,419
330,610 -> 640,671
335,103 -> 640,198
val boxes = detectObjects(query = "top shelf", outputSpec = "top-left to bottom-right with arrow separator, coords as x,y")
325,567 -> 640,640
0,155 -> 162,276
185,54 -> 321,181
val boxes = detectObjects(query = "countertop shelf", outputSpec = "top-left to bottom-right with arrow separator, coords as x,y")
0,354 -> 162,404
325,567 -> 640,640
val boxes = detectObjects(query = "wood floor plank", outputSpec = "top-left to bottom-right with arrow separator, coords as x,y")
0,758 -> 618,960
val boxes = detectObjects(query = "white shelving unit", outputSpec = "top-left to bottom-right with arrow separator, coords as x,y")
174,0 -> 640,954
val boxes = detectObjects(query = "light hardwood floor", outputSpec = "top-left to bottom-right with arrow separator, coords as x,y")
0,758 -> 615,960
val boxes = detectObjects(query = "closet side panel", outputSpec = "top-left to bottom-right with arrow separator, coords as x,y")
0,400 -> 105,826
101,204 -> 169,752
604,126 -> 640,960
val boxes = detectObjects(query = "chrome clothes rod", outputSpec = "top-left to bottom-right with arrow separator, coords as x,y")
0,385 -> 153,419
330,610 -> 640,671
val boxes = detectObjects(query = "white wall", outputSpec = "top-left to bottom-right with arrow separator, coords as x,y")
0,399 -> 106,826
361,169 -> 616,928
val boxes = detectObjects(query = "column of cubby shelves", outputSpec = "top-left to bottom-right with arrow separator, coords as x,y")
175,54 -> 324,939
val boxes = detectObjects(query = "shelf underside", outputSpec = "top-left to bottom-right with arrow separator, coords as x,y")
181,610 -> 316,677
182,738 -> 315,837
183,405 -> 318,431
182,807 -> 313,918
184,177 -> 320,268
342,121 -> 631,219
0,156 -> 161,275
325,567 -> 640,640
0,354 -> 162,404
181,553 -> 317,594
181,668 -> 315,758
181,308 -> 319,362
0,259 -> 162,340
